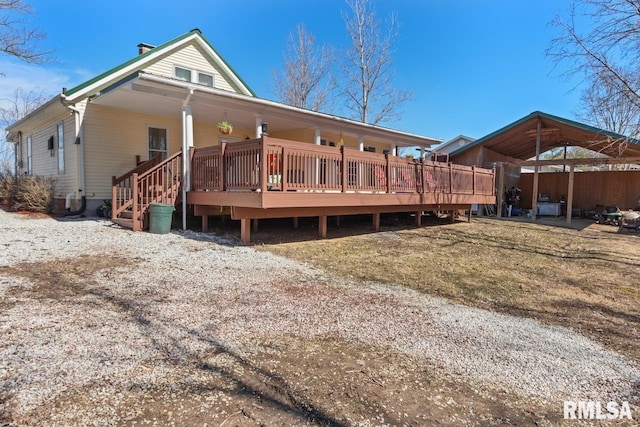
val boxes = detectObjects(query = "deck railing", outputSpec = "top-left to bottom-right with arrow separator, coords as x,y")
191,137 -> 495,197
112,150 -> 183,231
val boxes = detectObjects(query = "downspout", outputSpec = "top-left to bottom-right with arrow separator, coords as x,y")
182,89 -> 194,231
64,103 -> 87,216
15,132 -> 22,175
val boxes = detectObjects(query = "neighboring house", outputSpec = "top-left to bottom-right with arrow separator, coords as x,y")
6,29 -> 495,241
431,135 -> 476,155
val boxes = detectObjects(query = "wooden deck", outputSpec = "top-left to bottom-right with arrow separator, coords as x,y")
187,137 -> 495,242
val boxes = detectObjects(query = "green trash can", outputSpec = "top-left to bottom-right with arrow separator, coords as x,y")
148,203 -> 175,234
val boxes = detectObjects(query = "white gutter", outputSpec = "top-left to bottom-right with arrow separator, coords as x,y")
67,102 -> 86,199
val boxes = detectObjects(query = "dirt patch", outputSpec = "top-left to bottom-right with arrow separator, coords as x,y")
35,337 -> 564,426
0,255 -> 133,303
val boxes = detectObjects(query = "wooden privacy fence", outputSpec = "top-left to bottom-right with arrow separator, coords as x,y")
191,137 -> 495,197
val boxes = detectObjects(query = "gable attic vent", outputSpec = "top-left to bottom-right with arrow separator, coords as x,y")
137,42 -> 155,55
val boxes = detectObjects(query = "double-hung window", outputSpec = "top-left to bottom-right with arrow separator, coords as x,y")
26,135 -> 32,174
57,122 -> 64,174
148,127 -> 168,160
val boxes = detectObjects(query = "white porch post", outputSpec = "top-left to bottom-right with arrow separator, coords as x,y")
315,128 -> 321,145
256,116 -> 263,138
182,91 -> 194,231
420,146 -> 425,159
358,136 -> 364,151
392,144 -> 397,156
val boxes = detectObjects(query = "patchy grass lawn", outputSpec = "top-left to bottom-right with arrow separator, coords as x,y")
257,217 -> 640,366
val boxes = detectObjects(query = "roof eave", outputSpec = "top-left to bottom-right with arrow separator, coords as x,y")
135,73 -> 440,147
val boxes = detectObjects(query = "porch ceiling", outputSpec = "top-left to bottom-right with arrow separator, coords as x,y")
90,73 -> 441,148
451,111 -> 640,160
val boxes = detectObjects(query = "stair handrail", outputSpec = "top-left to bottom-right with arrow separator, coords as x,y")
137,150 -> 183,180
112,154 -> 163,186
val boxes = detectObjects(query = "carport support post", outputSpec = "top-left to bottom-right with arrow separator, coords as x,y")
531,117 -> 542,223
496,164 -> 505,218
566,163 -> 575,224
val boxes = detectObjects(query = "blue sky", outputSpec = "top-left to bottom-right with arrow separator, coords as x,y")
1,0 -> 583,145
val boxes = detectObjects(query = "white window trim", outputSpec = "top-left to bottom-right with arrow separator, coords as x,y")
174,64 -> 215,88
197,71 -> 214,87
174,65 -> 192,82
147,126 -> 169,160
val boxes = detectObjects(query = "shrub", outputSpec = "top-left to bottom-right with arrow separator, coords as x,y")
11,175 -> 56,213
0,165 -> 16,205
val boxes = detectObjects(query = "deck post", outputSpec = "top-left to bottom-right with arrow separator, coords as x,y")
415,211 -> 422,227
318,215 -> 327,239
472,166 -> 476,195
336,215 -> 341,226
132,173 -> 139,231
449,211 -> 456,223
111,176 -> 117,220
220,142 -> 227,191
419,159 -> 425,194
373,212 -> 380,231
202,214 -> 208,233
292,217 -> 299,228
240,218 -> 251,244
281,147 -> 288,192
252,218 -> 259,232
260,138 -> 268,193
385,154 -> 391,193
341,147 -> 347,193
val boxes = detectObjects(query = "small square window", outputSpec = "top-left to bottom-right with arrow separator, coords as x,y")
175,66 -> 191,82
198,72 -> 214,87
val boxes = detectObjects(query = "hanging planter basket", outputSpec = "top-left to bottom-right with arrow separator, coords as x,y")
218,113 -> 233,135
218,121 -> 233,135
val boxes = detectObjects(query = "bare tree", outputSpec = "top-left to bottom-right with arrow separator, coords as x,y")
548,0 -> 640,145
336,0 -> 413,125
271,24 -> 332,112
0,86 -> 49,171
576,72 -> 640,138
0,0 -> 50,66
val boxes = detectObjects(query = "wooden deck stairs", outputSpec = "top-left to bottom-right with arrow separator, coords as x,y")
111,150 -> 183,231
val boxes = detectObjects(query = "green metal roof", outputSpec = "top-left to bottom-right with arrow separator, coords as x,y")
64,28 -> 255,98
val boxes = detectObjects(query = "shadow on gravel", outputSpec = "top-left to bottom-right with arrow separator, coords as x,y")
87,289 -> 346,426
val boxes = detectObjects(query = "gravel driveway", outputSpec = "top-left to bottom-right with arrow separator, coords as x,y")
1,209 -> 638,425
